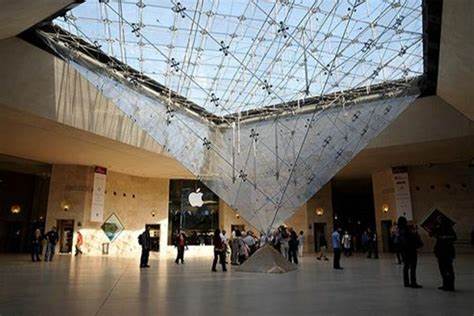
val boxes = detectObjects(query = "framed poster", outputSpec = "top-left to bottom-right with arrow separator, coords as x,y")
91,166 -> 107,222
101,213 -> 124,242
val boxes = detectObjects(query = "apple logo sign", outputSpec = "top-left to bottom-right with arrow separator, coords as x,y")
188,188 -> 204,207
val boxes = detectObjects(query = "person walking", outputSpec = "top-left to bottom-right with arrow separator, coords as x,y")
298,231 -> 305,257
342,231 -> 352,256
316,233 -> 329,261
138,227 -> 151,268
332,228 -> 343,270
44,227 -> 59,262
398,216 -> 423,288
431,216 -> 457,291
212,229 -> 227,272
175,231 -> 186,264
75,231 -> 83,256
31,228 -> 42,262
288,230 -> 299,264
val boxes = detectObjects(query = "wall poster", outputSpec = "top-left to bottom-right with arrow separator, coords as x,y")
392,166 -> 413,220
91,166 -> 107,222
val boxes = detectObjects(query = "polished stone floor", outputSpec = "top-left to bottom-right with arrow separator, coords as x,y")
0,253 -> 472,315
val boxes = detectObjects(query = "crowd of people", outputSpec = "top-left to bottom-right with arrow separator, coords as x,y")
328,215 -> 458,291
135,216 -> 459,292
140,226 -> 306,272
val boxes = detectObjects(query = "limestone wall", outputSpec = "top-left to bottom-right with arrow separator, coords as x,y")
372,163 -> 474,253
46,164 -> 170,258
219,200 -> 259,235
409,163 -> 474,253
304,183 -> 334,252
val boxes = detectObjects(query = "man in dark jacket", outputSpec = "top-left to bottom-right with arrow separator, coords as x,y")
398,217 -> 423,288
44,227 -> 59,262
139,227 -> 151,268
431,216 -> 457,291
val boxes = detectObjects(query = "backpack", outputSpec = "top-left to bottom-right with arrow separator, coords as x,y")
138,233 -> 143,246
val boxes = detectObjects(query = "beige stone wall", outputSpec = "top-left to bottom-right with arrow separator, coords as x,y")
46,164 -> 170,258
219,200 -> 258,234
81,170 -> 169,258
409,163 -> 474,253
372,163 -> 474,253
372,169 -> 398,252
46,164 -> 93,232
284,205 -> 308,250
304,183 -> 334,252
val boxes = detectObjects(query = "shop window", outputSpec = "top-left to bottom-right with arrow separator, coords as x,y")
168,180 -> 219,245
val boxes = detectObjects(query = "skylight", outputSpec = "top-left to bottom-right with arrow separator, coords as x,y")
55,0 -> 423,116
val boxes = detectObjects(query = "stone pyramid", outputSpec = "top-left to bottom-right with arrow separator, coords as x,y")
235,245 -> 297,273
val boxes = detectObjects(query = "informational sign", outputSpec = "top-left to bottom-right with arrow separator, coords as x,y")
392,167 -> 413,220
91,166 -> 107,222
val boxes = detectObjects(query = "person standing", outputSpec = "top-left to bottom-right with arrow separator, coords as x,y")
342,231 -> 352,256
398,216 -> 423,288
316,233 -> 329,261
431,216 -> 457,291
75,231 -> 83,256
212,229 -> 227,272
243,231 -> 257,255
31,228 -> 42,262
138,227 -> 151,268
44,227 -> 59,262
391,224 -> 402,264
332,228 -> 343,270
367,228 -> 379,259
288,230 -> 299,264
361,230 -> 369,253
280,227 -> 290,259
298,231 -> 305,257
175,231 -> 186,264
231,229 -> 241,265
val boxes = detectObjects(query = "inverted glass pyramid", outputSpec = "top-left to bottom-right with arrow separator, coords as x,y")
36,0 -> 422,232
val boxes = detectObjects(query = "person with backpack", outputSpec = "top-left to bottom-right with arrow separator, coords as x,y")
138,227 -> 151,268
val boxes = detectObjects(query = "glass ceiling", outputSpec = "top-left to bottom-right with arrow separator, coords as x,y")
55,0 -> 423,116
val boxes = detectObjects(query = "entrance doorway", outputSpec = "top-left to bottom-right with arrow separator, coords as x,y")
332,179 -> 375,252
146,224 -> 160,252
231,224 -> 245,233
0,166 -> 50,253
313,223 -> 327,252
57,219 -> 74,253
381,220 -> 393,252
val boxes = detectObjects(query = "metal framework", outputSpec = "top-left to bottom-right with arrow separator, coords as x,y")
34,0 -> 424,232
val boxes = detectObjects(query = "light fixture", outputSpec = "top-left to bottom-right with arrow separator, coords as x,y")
382,204 -> 389,213
316,207 -> 324,216
61,201 -> 70,212
236,213 -> 240,219
151,211 -> 156,217
10,204 -> 21,214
